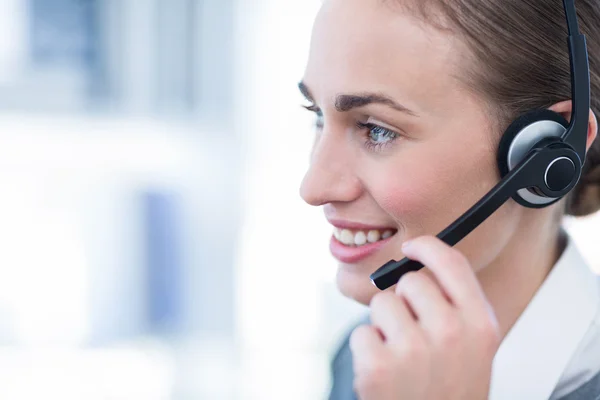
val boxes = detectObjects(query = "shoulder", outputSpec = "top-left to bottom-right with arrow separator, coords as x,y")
328,313 -> 370,400
551,273 -> 600,399
554,368 -> 600,400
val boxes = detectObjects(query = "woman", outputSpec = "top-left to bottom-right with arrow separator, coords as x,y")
298,0 -> 600,399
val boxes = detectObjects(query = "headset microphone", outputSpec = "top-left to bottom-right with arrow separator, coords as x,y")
370,0 -> 590,291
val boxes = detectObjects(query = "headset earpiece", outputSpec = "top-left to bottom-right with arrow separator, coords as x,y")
497,109 -> 571,208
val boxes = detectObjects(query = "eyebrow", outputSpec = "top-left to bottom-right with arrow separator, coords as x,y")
298,81 -> 418,117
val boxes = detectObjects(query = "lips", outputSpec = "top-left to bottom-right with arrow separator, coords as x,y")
329,227 -> 398,263
326,219 -> 397,232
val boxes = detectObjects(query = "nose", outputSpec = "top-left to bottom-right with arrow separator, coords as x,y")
299,128 -> 363,206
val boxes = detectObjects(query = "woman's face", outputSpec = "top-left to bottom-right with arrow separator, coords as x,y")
300,0 -> 525,305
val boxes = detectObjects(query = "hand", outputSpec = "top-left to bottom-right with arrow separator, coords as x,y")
349,236 -> 501,400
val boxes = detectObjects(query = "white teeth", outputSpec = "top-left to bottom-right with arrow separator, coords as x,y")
367,230 -> 381,243
340,229 -> 355,246
333,227 -> 396,247
333,228 -> 341,240
354,231 -> 367,246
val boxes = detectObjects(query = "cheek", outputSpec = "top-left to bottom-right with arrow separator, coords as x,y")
375,173 -> 439,223
367,141 -> 498,235
368,138 -> 520,271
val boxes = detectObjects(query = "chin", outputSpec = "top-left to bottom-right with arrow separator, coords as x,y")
335,263 -> 381,305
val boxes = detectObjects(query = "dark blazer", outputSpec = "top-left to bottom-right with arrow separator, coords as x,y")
327,315 -> 600,400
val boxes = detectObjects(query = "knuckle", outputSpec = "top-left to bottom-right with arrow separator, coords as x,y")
369,291 -> 394,309
367,359 -> 391,377
436,315 -> 463,347
354,370 -> 386,396
349,324 -> 372,348
473,318 -> 501,352
442,251 -> 470,282
395,271 -> 421,294
404,270 -> 422,284
397,334 -> 428,360
354,354 -> 394,383
447,249 -> 469,268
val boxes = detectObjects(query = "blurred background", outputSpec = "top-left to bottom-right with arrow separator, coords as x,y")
0,0 -> 598,399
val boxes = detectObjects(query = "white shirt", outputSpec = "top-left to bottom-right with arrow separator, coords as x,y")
489,229 -> 600,400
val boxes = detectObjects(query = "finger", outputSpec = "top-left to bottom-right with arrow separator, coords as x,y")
369,291 -> 420,346
401,236 -> 486,311
396,271 -> 460,343
349,324 -> 387,373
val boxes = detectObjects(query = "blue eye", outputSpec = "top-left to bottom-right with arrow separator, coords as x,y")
356,121 -> 400,152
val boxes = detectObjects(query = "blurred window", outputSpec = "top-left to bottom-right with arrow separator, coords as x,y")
0,0 -> 210,116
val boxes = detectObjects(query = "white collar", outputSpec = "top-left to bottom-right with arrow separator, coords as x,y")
489,230 -> 600,400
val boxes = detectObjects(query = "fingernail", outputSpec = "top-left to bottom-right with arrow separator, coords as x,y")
402,240 -> 412,251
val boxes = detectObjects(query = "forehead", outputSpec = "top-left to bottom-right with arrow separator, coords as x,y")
302,0 -> 465,114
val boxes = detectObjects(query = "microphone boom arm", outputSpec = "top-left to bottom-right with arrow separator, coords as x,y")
370,144 -> 579,290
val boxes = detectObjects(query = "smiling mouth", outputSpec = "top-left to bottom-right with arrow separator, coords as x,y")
333,227 -> 398,247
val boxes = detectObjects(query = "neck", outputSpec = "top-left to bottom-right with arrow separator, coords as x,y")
476,215 -> 567,340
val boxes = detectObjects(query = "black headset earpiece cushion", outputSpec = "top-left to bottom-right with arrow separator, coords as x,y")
497,109 -> 569,178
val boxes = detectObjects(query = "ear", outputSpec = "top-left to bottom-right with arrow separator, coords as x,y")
548,100 -> 598,152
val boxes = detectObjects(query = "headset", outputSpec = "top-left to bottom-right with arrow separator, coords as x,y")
370,0 -> 590,290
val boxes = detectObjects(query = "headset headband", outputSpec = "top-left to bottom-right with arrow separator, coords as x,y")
562,0 -> 590,161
